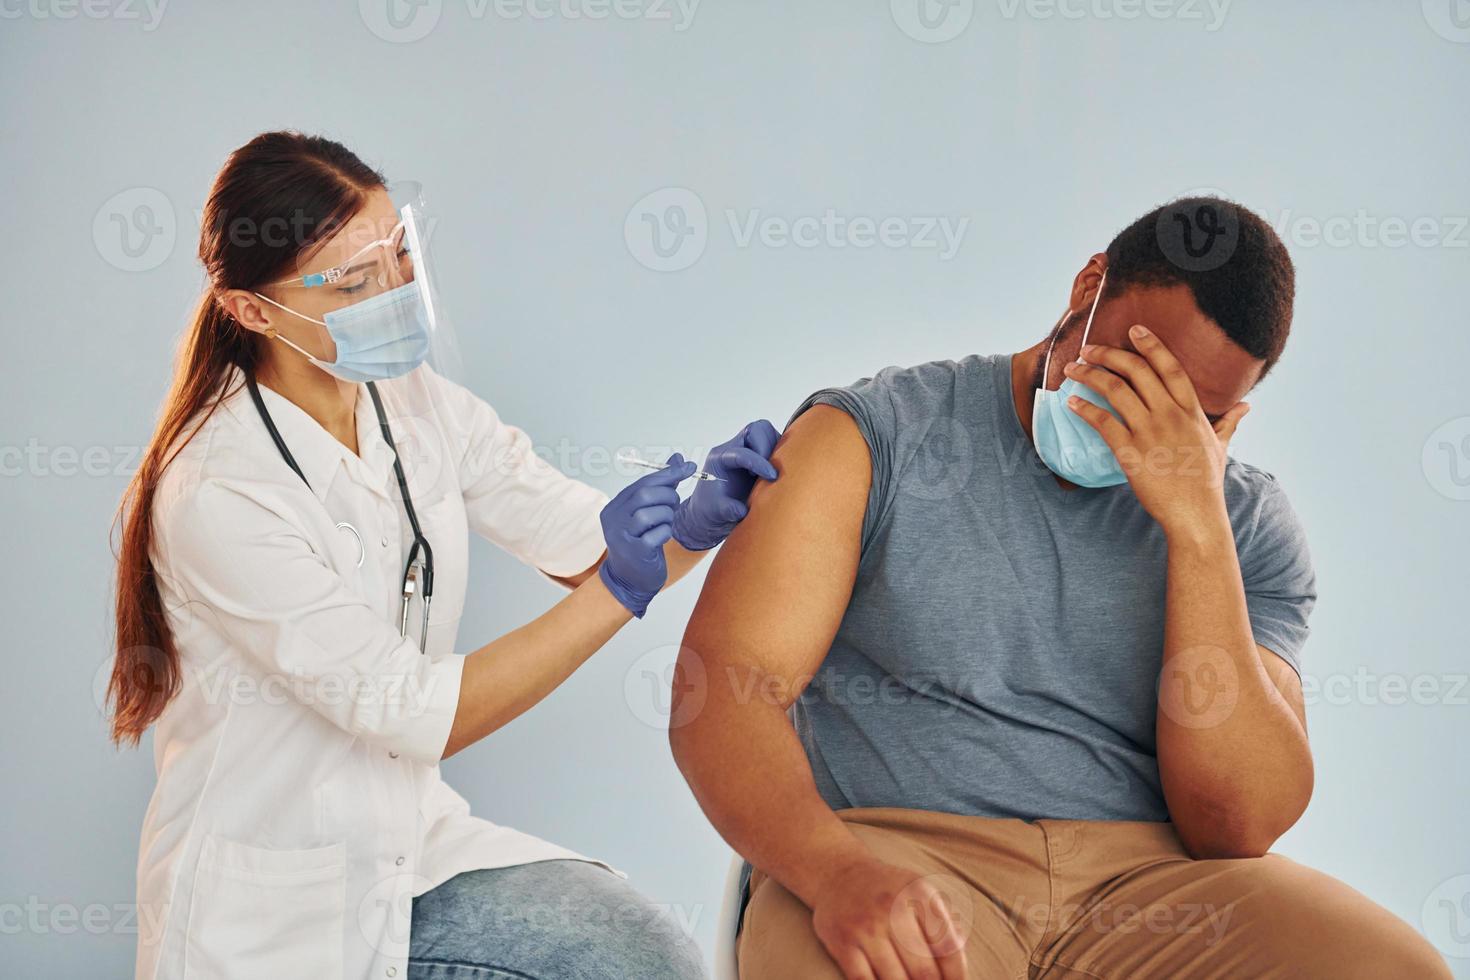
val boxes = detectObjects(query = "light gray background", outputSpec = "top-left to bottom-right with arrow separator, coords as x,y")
3,1 -> 1468,975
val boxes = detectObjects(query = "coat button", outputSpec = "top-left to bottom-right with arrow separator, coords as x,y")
381,536 -> 390,547
395,856 -> 405,866
386,969 -> 397,978
389,752 -> 399,759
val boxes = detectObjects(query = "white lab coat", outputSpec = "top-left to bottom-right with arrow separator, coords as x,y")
134,365 -> 616,980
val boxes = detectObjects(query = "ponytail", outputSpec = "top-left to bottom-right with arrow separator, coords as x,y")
108,131 -> 383,744
109,297 -> 251,743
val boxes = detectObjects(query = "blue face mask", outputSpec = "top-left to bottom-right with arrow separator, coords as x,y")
255,281 -> 432,383
1031,271 -> 1129,488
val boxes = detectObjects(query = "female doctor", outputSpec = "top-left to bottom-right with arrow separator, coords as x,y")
109,131 -> 777,980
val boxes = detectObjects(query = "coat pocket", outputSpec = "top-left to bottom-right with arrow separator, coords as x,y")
184,836 -> 346,980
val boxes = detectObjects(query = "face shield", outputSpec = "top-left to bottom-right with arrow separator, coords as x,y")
255,183 -> 462,385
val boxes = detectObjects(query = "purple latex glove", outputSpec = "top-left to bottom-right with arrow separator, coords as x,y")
598,453 -> 697,617
671,420 -> 781,551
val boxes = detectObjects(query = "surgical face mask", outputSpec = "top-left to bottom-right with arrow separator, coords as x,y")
254,281 -> 432,383
1031,272 -> 1129,488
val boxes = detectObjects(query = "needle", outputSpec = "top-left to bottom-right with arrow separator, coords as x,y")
617,453 -> 725,482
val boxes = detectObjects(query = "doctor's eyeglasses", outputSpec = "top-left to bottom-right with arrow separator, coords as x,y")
268,221 -> 415,298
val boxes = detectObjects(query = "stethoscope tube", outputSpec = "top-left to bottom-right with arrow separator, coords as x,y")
366,380 -> 435,655
246,372 -> 435,653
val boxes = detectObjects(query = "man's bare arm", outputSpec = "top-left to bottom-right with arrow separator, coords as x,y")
1155,522 -> 1314,858
670,406 -> 970,980
1068,332 -> 1314,859
669,405 -> 873,905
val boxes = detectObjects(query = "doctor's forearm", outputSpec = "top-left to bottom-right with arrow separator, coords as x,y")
663,541 -> 707,586
551,541 -> 705,593
443,575 -> 632,757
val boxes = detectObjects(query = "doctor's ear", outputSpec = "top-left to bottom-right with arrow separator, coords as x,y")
216,290 -> 273,335
1067,253 -> 1109,314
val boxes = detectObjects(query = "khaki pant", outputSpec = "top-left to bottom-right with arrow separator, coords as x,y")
738,807 -> 1450,980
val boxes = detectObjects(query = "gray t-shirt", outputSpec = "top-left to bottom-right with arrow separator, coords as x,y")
791,353 -> 1316,822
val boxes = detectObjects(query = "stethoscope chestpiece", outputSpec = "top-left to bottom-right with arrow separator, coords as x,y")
250,373 -> 434,655
335,522 -> 366,568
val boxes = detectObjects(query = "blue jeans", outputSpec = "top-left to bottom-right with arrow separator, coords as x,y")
407,859 -> 707,979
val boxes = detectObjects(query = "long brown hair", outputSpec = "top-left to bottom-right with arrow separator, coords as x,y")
109,132 -> 384,745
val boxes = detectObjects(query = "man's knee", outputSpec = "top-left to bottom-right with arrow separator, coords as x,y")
1230,856 -> 1451,979
1311,901 -> 1451,980
1305,909 -> 1451,979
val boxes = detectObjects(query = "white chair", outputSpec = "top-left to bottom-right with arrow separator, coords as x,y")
713,851 -> 747,980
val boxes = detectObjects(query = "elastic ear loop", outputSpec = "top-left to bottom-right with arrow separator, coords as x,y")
1039,270 -> 1107,392
252,291 -> 331,365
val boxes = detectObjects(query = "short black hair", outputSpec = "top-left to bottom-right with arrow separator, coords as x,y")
1104,196 -> 1295,376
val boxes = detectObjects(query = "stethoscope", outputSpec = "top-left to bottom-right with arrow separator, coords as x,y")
246,373 -> 435,653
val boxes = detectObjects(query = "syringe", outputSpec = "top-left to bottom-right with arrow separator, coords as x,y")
617,453 -> 725,483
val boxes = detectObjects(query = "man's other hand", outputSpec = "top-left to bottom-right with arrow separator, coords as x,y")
810,855 -> 970,980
